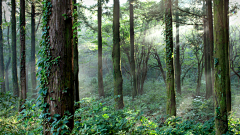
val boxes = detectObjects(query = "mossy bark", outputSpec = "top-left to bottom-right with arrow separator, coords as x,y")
213,0 -> 228,134
98,0 -> 104,98
165,0 -> 176,117
20,0 -> 26,112
0,0 -> 5,93
113,0 -> 124,109
44,0 -> 74,133
11,0 -> 19,97
130,0 -> 137,99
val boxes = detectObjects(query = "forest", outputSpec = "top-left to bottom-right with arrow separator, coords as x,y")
0,0 -> 240,134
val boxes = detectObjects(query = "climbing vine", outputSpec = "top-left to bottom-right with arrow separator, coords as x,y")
37,0 -> 52,131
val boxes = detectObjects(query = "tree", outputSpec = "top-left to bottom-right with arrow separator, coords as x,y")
98,0 -> 104,97
165,0 -> 176,117
20,0 -> 26,111
11,0 -> 19,97
206,0 -> 213,99
113,0 -> 124,109
175,0 -> 181,95
130,0 -> 137,99
213,0 -> 228,133
73,0 -> 80,103
31,0 -> 37,95
0,0 -> 5,93
41,0 -> 74,133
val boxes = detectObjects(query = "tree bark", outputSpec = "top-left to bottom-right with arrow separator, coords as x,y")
20,0 -> 26,112
175,0 -> 181,95
0,0 -> 5,93
130,0 -> 137,99
11,0 -> 19,97
113,0 -> 124,109
43,0 -> 74,133
213,0 -> 228,133
31,0 -> 37,96
98,0 -> 104,98
165,0 -> 176,117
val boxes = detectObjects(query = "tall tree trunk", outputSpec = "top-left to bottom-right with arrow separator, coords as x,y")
31,0 -> 37,95
0,0 -> 5,93
42,0 -> 74,133
73,0 -> 80,103
20,0 -> 26,112
225,0 -> 231,114
175,0 -> 181,95
130,0 -> 137,99
98,0 -> 104,97
213,0 -> 228,133
11,0 -> 19,97
205,0 -> 213,99
113,0 -> 124,109
165,0 -> 176,117
207,0 -> 214,94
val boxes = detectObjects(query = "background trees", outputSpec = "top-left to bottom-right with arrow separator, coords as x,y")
0,0 -> 239,134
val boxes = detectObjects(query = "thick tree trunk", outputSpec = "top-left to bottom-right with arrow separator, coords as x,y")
11,0 -> 19,97
130,0 -> 137,99
31,1 -> 37,95
43,0 -> 74,133
0,0 -> 5,93
175,0 -> 181,95
73,0 -> 80,103
98,0 -> 104,97
213,0 -> 228,134
165,0 -> 176,117
20,0 -> 26,112
112,0 -> 124,109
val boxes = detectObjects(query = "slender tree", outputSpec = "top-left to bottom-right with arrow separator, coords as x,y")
73,0 -> 80,103
165,0 -> 176,116
113,0 -> 124,109
31,0 -> 37,95
130,0 -> 137,98
98,0 -> 104,97
11,0 -> 19,97
205,0 -> 213,99
0,0 -> 5,93
175,0 -> 181,95
43,0 -> 74,133
225,0 -> 231,114
213,0 -> 228,133
20,0 -> 26,111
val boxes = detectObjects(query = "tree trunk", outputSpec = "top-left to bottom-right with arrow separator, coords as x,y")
0,0 -> 5,93
213,0 -> 228,133
165,0 -> 176,117
175,0 -> 181,95
31,0 -> 37,96
73,0 -> 80,103
98,0 -> 104,97
20,0 -> 26,112
113,0 -> 124,109
224,0 -> 231,114
130,0 -> 137,99
11,0 -> 19,97
42,0 -> 74,133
